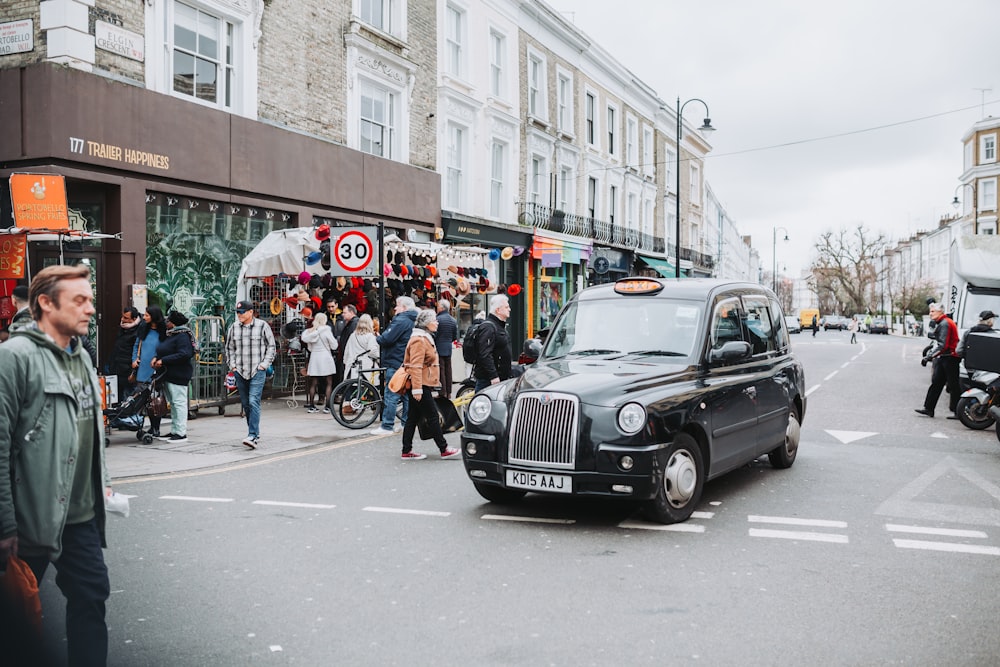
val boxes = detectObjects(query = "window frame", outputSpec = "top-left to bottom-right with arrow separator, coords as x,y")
526,47 -> 548,122
606,103 -> 618,156
489,140 -> 506,219
444,3 -> 465,80
358,0 -> 404,39
981,133 -> 997,164
445,121 -> 466,209
625,114 -> 638,166
584,90 -> 597,146
556,67 -> 573,135
489,28 -> 506,99
359,78 -> 398,159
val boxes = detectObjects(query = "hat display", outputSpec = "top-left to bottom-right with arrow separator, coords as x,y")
301,307 -> 313,318
168,311 -> 189,326
308,274 -> 322,289
456,277 -> 470,295
384,263 -> 392,277
512,246 -> 526,256
501,246 -> 514,261
507,284 -> 522,296
488,248 -> 501,261
298,271 -> 311,285
236,300 -> 255,313
306,251 -> 323,266
448,277 -> 458,288
269,297 -> 283,316
314,224 -> 331,241
321,273 -> 333,288
980,310 -> 998,320
336,276 -> 347,291
477,276 -> 489,293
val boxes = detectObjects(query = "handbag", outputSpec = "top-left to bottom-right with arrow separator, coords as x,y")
147,386 -> 169,417
388,367 -> 411,393
1,556 -> 42,631
416,394 -> 463,440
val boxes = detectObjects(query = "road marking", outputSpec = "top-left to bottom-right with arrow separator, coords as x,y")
841,362 -> 850,369
885,524 -> 988,539
930,432 -> 949,439
159,495 -> 234,503
806,385 -> 820,396
749,515 -> 847,528
826,430 -> 877,444
892,539 -> 1000,556
749,528 -> 849,543
875,456 -> 1000,527
824,371 -> 838,381
691,511 -> 715,519
851,355 -> 860,361
619,520 -> 705,532
363,506 -> 450,517
253,500 -> 337,509
482,514 -> 576,525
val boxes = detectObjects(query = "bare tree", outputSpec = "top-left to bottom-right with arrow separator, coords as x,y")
810,224 -> 889,315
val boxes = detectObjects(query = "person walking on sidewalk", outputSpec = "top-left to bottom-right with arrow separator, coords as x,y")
300,312 -> 337,414
473,294 -> 513,392
226,300 -> 276,449
848,316 -> 858,344
370,296 -> 416,436
434,299 -> 459,397
811,313 -> 818,337
132,305 -> 166,438
151,311 -> 196,442
397,309 -> 460,460
915,302 -> 960,419
0,264 -> 112,666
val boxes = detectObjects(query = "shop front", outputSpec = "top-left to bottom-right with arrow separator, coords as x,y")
636,253 -> 686,279
587,247 -> 633,286
530,230 -> 593,335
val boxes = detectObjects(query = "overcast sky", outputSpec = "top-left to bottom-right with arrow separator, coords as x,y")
555,0 -> 998,277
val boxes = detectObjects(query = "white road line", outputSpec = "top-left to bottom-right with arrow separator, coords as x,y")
252,500 -> 337,509
824,370 -> 838,381
482,514 -> 576,525
805,385 -> 820,397
892,539 -> 1000,556
691,511 -> 715,519
841,362 -> 850,369
885,524 -> 987,539
851,355 -> 860,361
749,528 -> 849,543
619,520 -> 705,532
159,495 -> 234,503
749,515 -> 847,528
362,506 -> 450,517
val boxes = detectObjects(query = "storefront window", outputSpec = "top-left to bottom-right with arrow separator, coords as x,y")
538,273 -> 564,331
145,193 -> 293,315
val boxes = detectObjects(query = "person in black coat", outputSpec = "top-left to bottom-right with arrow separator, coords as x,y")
336,304 -> 359,385
151,311 -> 196,442
474,294 -> 513,392
434,299 -> 459,397
109,306 -> 141,398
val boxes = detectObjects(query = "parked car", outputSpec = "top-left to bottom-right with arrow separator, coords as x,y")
869,317 -> 889,334
824,316 -> 849,331
460,278 -> 807,524
784,315 -> 802,333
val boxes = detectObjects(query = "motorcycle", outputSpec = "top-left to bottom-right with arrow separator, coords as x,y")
954,369 -> 1000,430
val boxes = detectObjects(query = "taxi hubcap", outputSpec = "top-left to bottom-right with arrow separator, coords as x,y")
785,415 -> 800,457
664,450 -> 697,508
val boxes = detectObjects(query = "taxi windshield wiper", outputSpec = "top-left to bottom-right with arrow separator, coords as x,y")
568,348 -> 622,356
627,350 -> 686,357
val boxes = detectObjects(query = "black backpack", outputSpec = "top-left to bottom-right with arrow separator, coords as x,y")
462,320 -> 491,365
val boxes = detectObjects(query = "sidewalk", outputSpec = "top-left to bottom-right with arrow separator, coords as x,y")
106,397 -> 372,481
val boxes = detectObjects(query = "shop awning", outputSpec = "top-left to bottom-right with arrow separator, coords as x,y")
636,254 -> 686,278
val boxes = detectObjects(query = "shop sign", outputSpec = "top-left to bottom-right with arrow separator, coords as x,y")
95,21 -> 144,62
0,19 -> 33,56
9,174 -> 69,230
541,251 -> 562,268
0,235 -> 27,279
173,286 -> 194,314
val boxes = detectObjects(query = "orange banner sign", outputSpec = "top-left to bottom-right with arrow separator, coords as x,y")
0,235 -> 27,279
9,173 -> 69,230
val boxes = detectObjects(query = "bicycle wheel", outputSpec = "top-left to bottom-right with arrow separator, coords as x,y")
330,378 -> 382,429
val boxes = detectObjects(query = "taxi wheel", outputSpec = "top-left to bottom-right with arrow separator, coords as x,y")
644,433 -> 704,524
768,407 -> 800,469
473,482 -> 527,505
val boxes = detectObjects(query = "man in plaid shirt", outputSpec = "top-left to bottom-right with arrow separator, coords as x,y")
225,300 -> 276,449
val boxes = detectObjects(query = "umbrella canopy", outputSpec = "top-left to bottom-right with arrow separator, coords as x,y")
239,228 -> 321,279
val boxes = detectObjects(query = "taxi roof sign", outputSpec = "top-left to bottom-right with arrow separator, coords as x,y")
614,278 -> 664,295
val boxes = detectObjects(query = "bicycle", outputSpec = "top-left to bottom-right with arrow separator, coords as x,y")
329,355 -> 399,429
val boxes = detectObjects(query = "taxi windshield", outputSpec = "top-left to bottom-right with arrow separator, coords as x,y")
543,298 -> 703,360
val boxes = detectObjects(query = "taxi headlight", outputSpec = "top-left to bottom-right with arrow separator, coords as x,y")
617,403 -> 646,434
467,395 -> 493,424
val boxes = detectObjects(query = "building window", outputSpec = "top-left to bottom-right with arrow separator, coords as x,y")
360,79 -> 396,158
444,4 -> 464,79
170,2 -> 235,107
626,116 -> 637,166
607,105 -> 617,155
627,192 -> 637,228
559,166 -> 573,212
585,92 -> 596,145
360,0 -> 401,36
982,134 -> 997,164
981,178 -> 997,212
446,124 -> 464,209
489,30 -> 505,98
557,71 -> 572,133
530,157 -> 547,204
608,185 -> 618,225
665,148 -> 676,192
490,141 -> 505,218
689,164 -> 700,205
528,52 -> 547,119
642,125 -> 654,175
587,177 -> 598,218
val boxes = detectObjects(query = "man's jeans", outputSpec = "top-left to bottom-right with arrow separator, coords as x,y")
235,370 -> 266,438
24,517 -> 109,667
380,365 -> 409,430
165,381 -> 188,437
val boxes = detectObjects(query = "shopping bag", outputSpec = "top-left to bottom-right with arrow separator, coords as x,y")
434,395 -> 463,433
387,368 -> 411,393
147,387 -> 169,418
0,556 -> 42,632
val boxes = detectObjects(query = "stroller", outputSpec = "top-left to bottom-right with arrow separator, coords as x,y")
104,371 -> 167,445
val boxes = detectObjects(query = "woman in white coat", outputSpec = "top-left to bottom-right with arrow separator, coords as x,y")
342,314 -> 380,382
300,312 -> 338,413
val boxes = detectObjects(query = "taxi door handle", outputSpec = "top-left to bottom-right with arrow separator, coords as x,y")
743,386 -> 757,399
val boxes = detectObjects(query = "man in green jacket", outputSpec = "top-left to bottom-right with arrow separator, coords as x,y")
0,264 -> 111,666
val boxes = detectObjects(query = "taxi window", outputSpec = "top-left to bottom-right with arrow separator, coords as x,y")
710,297 -> 745,350
770,298 -> 789,349
743,295 -> 776,355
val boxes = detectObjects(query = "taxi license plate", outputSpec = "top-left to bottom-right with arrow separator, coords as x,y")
506,469 -> 571,494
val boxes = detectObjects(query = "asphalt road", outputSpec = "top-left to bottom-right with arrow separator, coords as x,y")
39,329 -> 1000,666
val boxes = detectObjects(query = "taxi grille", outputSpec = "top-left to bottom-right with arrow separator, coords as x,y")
508,392 -> 578,469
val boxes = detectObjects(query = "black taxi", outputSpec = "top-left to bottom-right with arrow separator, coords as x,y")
460,278 -> 806,524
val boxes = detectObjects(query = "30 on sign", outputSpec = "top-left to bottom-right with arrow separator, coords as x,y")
334,230 -> 374,273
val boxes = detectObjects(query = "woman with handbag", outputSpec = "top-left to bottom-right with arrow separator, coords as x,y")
300,312 -> 338,414
395,309 -> 460,460
131,305 -> 166,438
151,311 -> 196,442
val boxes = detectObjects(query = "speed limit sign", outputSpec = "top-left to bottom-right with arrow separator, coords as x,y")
332,228 -> 376,276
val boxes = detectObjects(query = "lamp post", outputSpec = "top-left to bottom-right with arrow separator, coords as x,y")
772,226 -> 789,292
952,181 -> 978,231
675,97 -> 715,278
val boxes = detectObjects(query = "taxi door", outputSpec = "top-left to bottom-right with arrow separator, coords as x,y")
742,295 -> 789,455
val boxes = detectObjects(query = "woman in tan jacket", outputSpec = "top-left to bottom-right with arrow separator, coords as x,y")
399,309 -> 460,460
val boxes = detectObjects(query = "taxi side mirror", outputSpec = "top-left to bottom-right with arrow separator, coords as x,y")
709,341 -> 752,364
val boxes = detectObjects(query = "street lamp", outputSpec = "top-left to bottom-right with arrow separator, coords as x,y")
952,181 -> 978,231
772,226 -> 789,292
675,97 -> 715,278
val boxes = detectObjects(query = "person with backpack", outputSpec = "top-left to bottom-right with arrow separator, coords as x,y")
470,294 -> 513,392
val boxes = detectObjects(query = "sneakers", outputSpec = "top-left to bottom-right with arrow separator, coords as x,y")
370,426 -> 395,436
242,436 -> 258,449
401,451 -> 427,460
440,448 -> 461,459
306,406 -> 320,414
168,433 -> 188,443
304,403 -> 316,410
321,406 -> 331,414
156,432 -> 174,441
